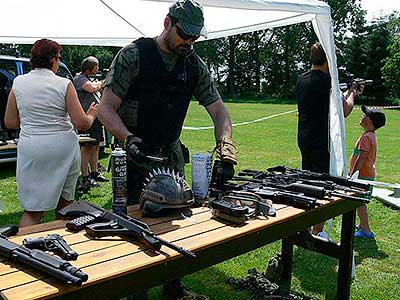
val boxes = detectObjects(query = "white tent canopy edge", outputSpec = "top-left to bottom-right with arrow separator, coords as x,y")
0,0 -> 347,176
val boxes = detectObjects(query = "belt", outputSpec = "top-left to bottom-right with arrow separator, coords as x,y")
145,140 -> 179,157
146,145 -> 170,157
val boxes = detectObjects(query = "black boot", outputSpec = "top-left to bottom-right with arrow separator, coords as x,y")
77,176 -> 91,194
90,171 -> 109,182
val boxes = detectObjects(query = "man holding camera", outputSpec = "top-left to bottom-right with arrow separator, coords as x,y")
99,1 -> 236,298
296,42 -> 362,237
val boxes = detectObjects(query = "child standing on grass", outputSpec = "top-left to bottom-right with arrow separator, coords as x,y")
349,105 -> 386,238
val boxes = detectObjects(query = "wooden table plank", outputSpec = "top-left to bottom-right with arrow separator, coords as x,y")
0,199 -> 342,300
0,205 -> 304,300
0,140 -> 17,151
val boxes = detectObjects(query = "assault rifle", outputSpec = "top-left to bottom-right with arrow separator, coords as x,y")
0,225 -> 88,286
214,181 -> 319,210
57,201 -> 196,259
232,176 -> 369,203
266,166 -> 372,191
23,234 -> 78,260
339,78 -> 373,91
338,68 -> 373,92
235,166 -> 371,203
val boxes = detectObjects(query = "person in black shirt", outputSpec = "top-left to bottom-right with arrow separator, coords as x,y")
296,42 -> 361,237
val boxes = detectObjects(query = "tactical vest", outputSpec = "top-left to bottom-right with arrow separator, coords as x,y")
119,38 -> 199,146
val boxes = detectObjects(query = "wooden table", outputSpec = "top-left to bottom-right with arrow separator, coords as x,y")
0,140 -> 17,163
0,140 -> 16,151
0,198 -> 361,300
0,136 -> 96,163
77,135 -> 97,145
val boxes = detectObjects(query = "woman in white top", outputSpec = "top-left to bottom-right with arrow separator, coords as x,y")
5,38 -> 98,227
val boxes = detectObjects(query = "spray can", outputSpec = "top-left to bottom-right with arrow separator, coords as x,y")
191,153 -> 212,203
111,148 -> 127,215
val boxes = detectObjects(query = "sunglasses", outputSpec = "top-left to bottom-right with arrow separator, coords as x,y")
170,17 -> 199,42
175,25 -> 199,42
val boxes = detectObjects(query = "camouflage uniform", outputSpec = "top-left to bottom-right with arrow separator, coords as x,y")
104,39 -> 220,204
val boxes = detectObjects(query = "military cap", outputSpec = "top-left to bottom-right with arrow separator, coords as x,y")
169,0 -> 207,37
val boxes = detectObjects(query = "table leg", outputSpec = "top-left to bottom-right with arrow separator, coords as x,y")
337,209 -> 356,300
281,238 -> 294,289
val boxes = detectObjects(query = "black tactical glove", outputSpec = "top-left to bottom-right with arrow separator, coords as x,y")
211,160 -> 235,189
126,134 -> 147,163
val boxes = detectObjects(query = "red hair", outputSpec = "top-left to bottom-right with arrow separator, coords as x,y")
30,38 -> 62,69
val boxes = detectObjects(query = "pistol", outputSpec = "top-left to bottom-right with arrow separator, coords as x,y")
23,234 -> 78,260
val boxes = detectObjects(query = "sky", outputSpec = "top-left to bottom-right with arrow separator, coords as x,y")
360,0 -> 400,22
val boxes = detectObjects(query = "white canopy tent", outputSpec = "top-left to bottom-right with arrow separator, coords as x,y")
0,0 -> 347,176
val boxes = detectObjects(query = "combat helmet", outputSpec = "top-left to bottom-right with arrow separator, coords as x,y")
139,167 -> 194,217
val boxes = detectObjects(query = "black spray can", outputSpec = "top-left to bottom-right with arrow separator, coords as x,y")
111,148 -> 127,215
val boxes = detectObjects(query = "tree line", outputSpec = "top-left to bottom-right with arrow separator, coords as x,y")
1,0 -> 399,104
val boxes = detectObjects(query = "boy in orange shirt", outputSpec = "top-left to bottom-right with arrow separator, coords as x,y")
349,105 -> 386,238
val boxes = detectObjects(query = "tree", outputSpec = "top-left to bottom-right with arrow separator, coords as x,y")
382,37 -> 400,99
1,43 -> 120,76
60,46 -> 120,76
382,13 -> 400,99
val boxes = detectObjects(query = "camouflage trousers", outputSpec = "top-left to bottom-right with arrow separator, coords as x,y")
127,139 -> 185,205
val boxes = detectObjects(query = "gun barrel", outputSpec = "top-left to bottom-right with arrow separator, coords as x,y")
270,166 -> 371,191
0,237 -> 87,286
249,187 -> 317,209
0,224 -> 19,237
153,235 -> 196,259
329,192 -> 370,203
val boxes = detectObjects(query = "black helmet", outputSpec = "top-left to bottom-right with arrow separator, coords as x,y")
139,167 -> 194,217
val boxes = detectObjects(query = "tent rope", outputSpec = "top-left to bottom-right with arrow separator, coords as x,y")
183,109 -> 297,130
99,0 -> 146,36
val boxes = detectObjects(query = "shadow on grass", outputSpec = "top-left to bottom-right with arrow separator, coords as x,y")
292,247 -> 337,300
0,161 -> 16,179
165,265 -> 251,300
353,237 -> 388,265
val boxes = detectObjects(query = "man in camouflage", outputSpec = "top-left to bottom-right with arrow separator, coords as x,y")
99,0 -> 237,299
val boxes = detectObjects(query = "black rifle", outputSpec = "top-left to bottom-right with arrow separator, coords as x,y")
23,234 -> 78,260
266,165 -> 372,191
339,78 -> 373,91
0,225 -> 88,286
338,68 -> 373,91
211,182 -> 318,210
57,201 -> 196,259
220,180 -> 318,210
232,176 -> 370,203
246,185 -> 318,209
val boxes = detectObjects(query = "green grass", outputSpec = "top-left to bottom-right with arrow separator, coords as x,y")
1,102 -> 399,300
